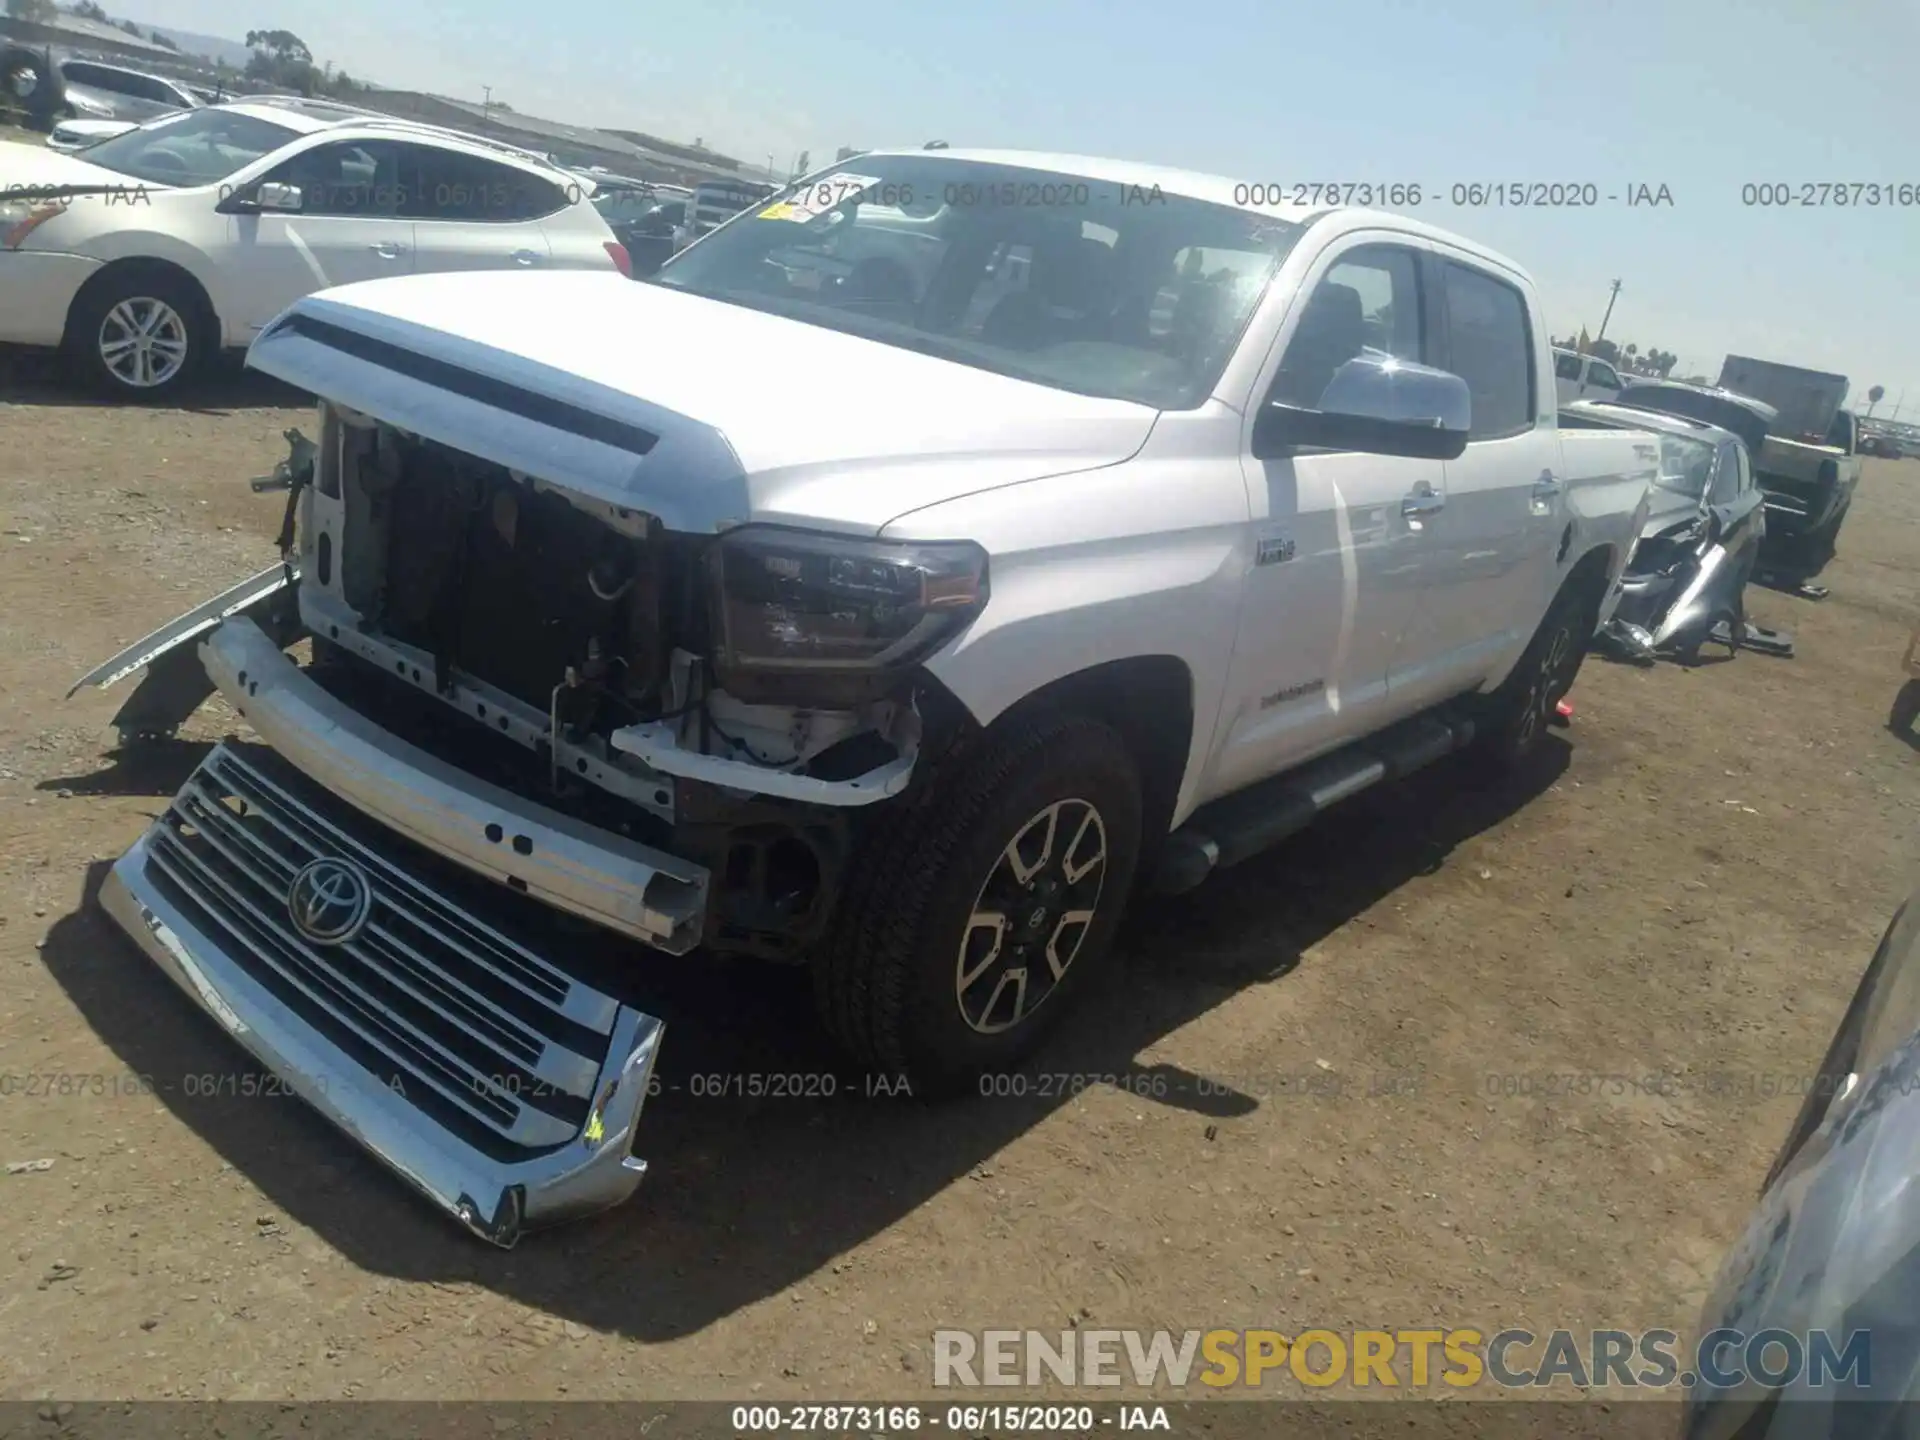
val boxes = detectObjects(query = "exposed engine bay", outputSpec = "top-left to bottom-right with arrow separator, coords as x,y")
282,406 -> 968,958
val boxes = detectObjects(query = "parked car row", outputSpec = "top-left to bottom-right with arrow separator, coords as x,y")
1612,363 -> 1863,587
0,97 -> 634,396
1553,345 -> 1867,597
2,43 -> 204,134
1860,419 -> 1918,459
0,97 -> 797,396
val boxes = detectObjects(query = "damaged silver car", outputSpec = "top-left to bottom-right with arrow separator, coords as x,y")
1560,400 -> 1785,664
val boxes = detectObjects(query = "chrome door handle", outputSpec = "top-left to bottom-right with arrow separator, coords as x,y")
1402,486 -> 1446,519
511,249 -> 541,265
368,242 -> 404,259
1533,470 -> 1563,499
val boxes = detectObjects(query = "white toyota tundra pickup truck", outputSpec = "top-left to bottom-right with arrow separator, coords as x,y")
73,147 -> 1656,1245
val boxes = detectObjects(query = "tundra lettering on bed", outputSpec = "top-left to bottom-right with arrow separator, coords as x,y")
73,147 -> 1656,1245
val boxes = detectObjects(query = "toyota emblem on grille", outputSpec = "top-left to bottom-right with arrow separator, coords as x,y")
286,857 -> 372,946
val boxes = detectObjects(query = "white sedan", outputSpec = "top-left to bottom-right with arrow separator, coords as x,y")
0,99 -> 634,398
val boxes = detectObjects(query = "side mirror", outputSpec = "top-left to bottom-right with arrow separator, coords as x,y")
256,182 -> 303,212
1254,353 -> 1473,461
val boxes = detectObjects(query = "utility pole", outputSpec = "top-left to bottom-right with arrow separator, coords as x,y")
1893,389 -> 1909,423
1593,279 -> 1622,350
481,85 -> 492,133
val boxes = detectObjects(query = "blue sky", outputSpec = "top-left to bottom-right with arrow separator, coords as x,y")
154,0 -> 1919,407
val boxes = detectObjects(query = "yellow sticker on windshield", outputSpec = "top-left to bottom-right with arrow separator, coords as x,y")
757,202 -> 807,221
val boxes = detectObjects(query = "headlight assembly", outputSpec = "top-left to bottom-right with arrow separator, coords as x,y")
706,525 -> 988,705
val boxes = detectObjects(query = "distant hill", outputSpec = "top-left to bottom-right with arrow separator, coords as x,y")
136,23 -> 253,68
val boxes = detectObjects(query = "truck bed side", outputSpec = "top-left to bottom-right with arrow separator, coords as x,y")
1555,426 -> 1659,603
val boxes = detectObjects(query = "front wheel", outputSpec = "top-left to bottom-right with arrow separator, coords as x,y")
813,711 -> 1143,1096
65,269 -> 211,400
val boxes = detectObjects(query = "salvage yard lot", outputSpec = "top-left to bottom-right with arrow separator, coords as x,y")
1,363 -> 1916,1401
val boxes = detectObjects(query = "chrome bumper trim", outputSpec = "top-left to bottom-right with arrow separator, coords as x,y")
101,779 -> 667,1248
203,617 -> 708,953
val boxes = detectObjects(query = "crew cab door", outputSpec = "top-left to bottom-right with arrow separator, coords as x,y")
221,139 -> 415,340
1389,251 -> 1560,710
1217,238 -> 1440,794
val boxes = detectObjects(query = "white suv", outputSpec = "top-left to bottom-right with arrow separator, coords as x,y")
0,98 -> 630,398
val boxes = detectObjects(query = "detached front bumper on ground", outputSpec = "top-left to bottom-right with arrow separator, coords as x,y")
96,617 -> 705,1247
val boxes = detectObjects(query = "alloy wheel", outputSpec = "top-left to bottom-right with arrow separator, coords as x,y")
955,799 -> 1109,1035
98,297 -> 190,389
1515,623 -> 1573,749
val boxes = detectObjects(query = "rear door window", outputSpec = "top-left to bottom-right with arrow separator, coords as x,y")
259,140 -> 401,216
1438,261 -> 1536,438
394,145 -> 571,223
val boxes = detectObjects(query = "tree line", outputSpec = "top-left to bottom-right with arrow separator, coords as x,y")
1550,335 -> 1680,378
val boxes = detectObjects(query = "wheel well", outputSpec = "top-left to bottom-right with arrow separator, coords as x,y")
993,655 -> 1194,856
64,258 -> 220,350
1563,543 -> 1615,623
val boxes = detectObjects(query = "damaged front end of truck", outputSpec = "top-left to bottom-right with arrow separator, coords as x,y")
70,299 -> 990,1245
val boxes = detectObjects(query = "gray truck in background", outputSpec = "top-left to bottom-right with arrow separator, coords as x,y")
1619,356 -> 1862,583
1718,355 -> 1847,445
1716,355 -> 1862,578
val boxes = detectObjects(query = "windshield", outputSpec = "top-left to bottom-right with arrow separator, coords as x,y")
74,109 -> 300,187
1655,433 -> 1717,499
649,155 -> 1308,408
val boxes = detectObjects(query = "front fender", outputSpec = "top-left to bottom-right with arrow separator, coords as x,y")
914,530 -> 1242,826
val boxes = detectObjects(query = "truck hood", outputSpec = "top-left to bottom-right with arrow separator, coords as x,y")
246,270 -> 1159,535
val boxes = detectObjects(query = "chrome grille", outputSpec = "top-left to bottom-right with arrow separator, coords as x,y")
142,743 -> 620,1159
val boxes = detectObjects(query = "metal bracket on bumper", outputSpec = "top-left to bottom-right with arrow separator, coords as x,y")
205,617 -> 708,952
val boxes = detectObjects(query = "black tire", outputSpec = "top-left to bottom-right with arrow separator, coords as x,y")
1,47 -> 53,130
1892,680 -> 1920,737
1473,579 -> 1598,771
814,710 -> 1144,1097
1796,521 -> 1840,580
64,267 -> 213,401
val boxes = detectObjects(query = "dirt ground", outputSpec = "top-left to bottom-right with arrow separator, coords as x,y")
1,354 -> 1917,1405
